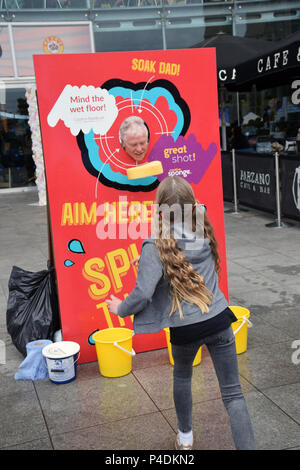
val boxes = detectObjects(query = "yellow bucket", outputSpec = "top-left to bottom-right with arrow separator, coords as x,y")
92,328 -> 135,377
230,306 -> 253,355
164,328 -> 202,366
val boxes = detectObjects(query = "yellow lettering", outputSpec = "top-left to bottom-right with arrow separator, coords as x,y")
82,257 -> 111,300
128,201 -> 141,223
132,58 -> 156,73
73,202 -> 79,225
163,148 -> 171,158
104,201 -> 116,224
61,202 -> 73,226
131,58 -> 138,71
118,199 -> 129,223
128,243 -> 139,278
96,301 -> 114,329
105,248 -> 130,293
159,61 -> 180,76
138,59 -> 144,71
142,201 -> 153,223
163,146 -> 188,158
171,63 -> 178,75
80,202 -> 97,225
159,61 -> 165,73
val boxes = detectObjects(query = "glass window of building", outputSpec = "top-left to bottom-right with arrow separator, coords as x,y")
0,88 -> 34,188
0,0 -> 299,191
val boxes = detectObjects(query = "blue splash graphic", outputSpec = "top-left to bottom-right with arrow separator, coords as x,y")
84,85 -> 185,187
64,260 -> 74,267
68,239 -> 85,254
88,329 -> 99,346
109,86 -> 184,140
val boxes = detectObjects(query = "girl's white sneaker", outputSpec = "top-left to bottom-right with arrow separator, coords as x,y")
175,433 -> 193,450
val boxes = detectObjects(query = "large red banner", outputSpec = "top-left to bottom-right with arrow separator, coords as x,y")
34,49 -> 228,364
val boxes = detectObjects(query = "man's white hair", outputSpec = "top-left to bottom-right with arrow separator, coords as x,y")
119,116 -> 148,146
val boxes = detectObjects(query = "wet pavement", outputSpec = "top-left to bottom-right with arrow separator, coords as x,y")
0,189 -> 299,450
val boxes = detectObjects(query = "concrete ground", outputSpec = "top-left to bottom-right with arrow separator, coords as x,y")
0,189 -> 299,451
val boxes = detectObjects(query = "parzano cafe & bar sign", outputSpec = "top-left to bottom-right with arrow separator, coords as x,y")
236,153 -> 276,212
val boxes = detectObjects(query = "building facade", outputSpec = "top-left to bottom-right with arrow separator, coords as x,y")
0,0 -> 299,190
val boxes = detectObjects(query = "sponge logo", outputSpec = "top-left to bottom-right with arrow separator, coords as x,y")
76,78 -> 191,194
43,36 -> 64,55
168,168 -> 191,178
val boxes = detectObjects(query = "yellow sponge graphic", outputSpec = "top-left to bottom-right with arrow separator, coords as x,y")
127,161 -> 163,180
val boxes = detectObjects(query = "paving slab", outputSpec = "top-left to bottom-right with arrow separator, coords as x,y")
0,193 -> 299,450
34,372 -> 158,435
133,347 -> 254,411
51,412 -> 176,450
0,390 -> 49,449
262,383 -> 300,425
237,340 -> 300,390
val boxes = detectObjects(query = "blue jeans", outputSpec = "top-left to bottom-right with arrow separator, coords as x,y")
171,326 -> 256,450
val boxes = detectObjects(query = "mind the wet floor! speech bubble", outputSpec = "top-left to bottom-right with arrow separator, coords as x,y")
47,85 -> 118,136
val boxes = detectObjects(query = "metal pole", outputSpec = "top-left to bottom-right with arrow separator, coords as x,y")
231,0 -> 236,36
89,20 -> 95,53
232,148 -> 238,214
221,86 -> 227,151
225,148 -> 246,215
266,151 -> 292,228
236,91 -> 240,126
161,19 -> 167,51
274,151 -> 281,227
160,1 -> 167,51
8,24 -> 18,79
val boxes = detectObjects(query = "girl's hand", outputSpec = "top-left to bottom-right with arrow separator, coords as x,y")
106,295 -> 122,315
131,256 -> 140,265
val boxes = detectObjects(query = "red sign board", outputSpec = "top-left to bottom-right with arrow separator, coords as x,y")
34,49 -> 228,364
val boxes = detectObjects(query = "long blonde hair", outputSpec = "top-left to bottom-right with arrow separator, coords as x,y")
154,176 -> 220,319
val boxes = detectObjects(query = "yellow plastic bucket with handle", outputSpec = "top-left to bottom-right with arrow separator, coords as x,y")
230,306 -> 253,355
164,328 -> 202,366
92,328 -> 135,377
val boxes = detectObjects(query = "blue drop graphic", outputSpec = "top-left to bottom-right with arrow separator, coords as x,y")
68,239 -> 85,254
64,260 -> 74,267
88,329 -> 99,346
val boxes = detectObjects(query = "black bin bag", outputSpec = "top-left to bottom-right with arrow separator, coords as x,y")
6,264 -> 60,356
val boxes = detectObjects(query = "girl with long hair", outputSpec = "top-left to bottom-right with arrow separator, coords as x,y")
106,176 -> 255,450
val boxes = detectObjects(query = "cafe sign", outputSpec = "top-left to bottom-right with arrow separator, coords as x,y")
224,34 -> 300,91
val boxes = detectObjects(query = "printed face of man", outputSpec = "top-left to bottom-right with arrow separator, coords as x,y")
123,124 -> 149,162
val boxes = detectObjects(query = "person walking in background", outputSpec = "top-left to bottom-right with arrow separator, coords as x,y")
106,176 -> 256,451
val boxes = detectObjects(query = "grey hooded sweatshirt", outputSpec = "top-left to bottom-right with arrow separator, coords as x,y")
117,231 -> 228,334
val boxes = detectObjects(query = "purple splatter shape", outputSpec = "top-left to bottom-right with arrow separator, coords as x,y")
148,134 -> 218,184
